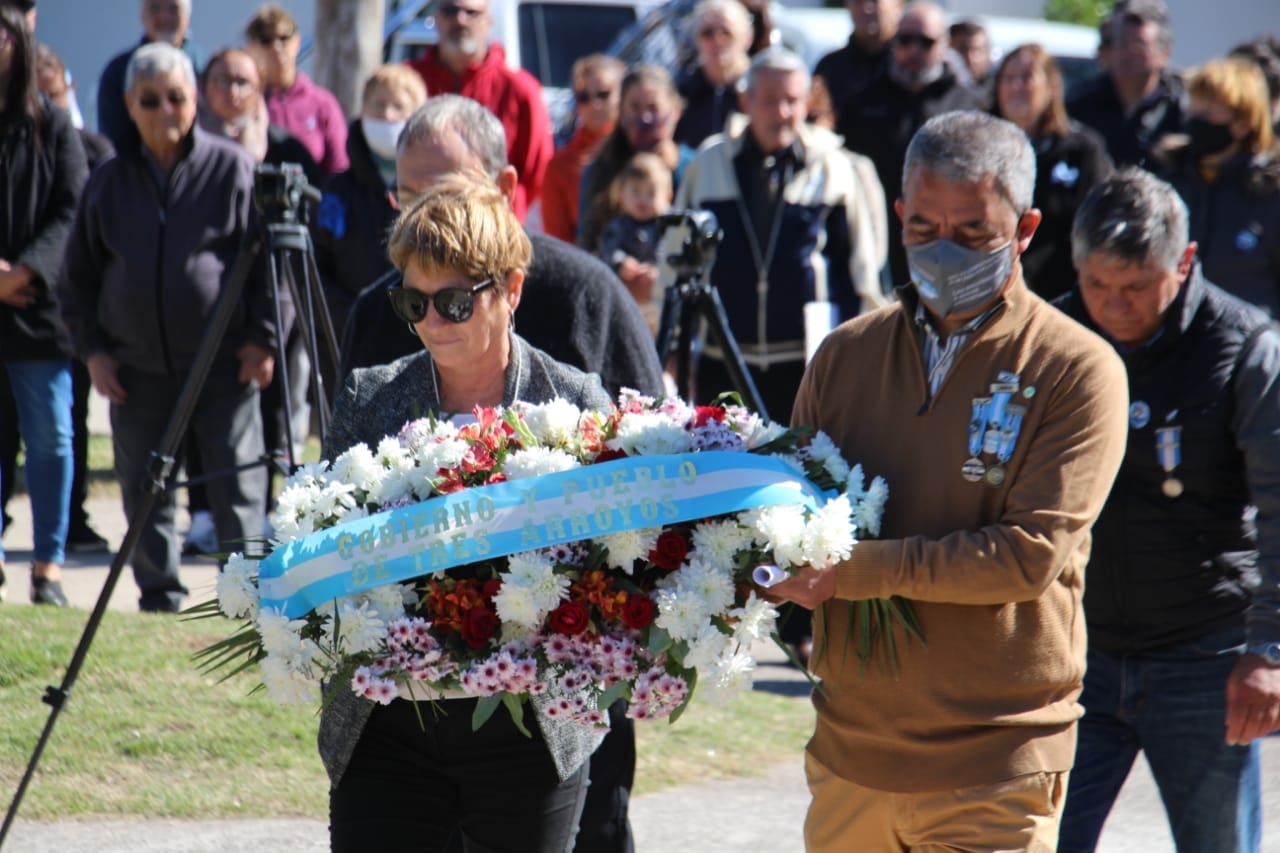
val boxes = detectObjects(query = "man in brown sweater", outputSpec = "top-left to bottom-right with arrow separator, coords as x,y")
770,111 -> 1130,850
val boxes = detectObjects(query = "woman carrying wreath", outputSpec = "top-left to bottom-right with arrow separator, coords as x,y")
320,171 -> 612,852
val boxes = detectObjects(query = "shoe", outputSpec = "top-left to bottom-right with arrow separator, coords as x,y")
0,563 -> 6,602
31,575 -> 68,607
182,510 -> 218,556
66,523 -> 110,553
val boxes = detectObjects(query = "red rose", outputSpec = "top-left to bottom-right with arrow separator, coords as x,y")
460,605 -> 499,648
482,578 -> 503,600
548,601 -> 591,635
694,405 -> 727,427
649,530 -> 689,571
594,447 -> 628,463
620,594 -> 656,630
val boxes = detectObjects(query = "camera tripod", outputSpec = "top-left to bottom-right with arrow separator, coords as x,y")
653,212 -> 769,422
0,164 -> 340,845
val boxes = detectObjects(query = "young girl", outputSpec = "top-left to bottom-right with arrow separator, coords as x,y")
596,152 -> 674,316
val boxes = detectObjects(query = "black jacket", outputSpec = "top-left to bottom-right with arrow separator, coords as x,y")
313,119 -> 398,339
340,231 -> 665,399
1020,123 -> 1113,302
813,38 -> 889,121
0,98 -> 89,361
673,65 -> 744,151
1057,268 -> 1279,653
1157,141 -> 1280,318
837,68 -> 985,285
1067,71 -> 1186,169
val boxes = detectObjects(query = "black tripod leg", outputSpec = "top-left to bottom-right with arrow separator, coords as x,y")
0,231 -> 265,846
653,281 -> 682,369
266,249 -> 298,472
297,233 -> 339,435
695,287 -> 770,421
675,290 -> 696,401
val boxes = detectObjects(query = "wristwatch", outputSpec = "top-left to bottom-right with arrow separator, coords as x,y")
1245,642 -> 1280,666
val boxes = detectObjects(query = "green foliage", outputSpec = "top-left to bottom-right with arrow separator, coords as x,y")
1044,0 -> 1110,27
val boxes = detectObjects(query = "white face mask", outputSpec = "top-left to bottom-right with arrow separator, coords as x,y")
362,117 -> 406,161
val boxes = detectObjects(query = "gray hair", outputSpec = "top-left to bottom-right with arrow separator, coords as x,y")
397,94 -> 508,177
902,111 -> 1035,214
692,0 -> 753,38
743,46 -> 810,95
1070,167 -> 1188,273
125,42 -> 196,92
142,0 -> 192,11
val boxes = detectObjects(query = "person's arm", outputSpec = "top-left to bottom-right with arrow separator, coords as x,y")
15,107 -> 89,293
790,341 -> 1130,606
1226,325 -> 1280,743
840,154 -> 888,311
511,80 -> 555,218
57,171 -> 107,360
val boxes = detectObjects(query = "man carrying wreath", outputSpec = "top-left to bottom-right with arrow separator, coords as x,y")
771,111 -> 1130,850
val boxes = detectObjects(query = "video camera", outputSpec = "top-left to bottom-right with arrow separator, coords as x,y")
252,163 -> 321,224
656,209 -> 723,280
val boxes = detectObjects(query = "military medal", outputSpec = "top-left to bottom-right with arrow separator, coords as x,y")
963,397 -> 989,482
1155,425 -> 1183,498
985,405 -> 1025,487
984,387 -> 1013,455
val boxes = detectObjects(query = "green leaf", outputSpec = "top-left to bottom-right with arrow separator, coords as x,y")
597,680 -> 630,710
471,694 -> 503,731
502,692 -> 532,738
647,625 -> 672,657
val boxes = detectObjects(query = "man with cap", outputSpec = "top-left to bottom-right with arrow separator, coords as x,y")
1055,167 -> 1280,853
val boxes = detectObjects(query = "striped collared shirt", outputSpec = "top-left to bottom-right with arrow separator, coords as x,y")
915,301 -> 1004,396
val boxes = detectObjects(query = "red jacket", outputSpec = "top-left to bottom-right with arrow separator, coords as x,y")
407,44 -> 553,220
541,123 -> 611,242
265,70 -> 349,176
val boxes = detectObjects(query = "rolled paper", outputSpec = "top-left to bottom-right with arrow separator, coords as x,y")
752,563 -> 788,588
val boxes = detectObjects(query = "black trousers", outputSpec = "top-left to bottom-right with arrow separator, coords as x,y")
331,698 -> 590,853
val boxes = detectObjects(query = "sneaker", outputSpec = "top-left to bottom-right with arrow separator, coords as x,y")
182,510 -> 219,556
31,575 -> 68,607
66,523 -> 111,553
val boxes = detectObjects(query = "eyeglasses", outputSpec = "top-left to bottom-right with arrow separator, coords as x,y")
894,33 -> 938,50
574,88 -> 613,104
137,91 -> 189,110
388,280 -> 495,324
256,31 -> 296,47
437,4 -> 486,20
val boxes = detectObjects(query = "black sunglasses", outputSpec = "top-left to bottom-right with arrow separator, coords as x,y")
388,280 -> 495,324
137,91 -> 189,110
438,4 -> 485,19
894,33 -> 938,50
574,88 -> 613,104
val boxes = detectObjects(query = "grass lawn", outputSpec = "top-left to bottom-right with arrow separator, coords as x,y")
0,606 -> 814,820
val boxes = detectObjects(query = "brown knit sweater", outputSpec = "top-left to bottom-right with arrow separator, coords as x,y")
792,271 -> 1130,793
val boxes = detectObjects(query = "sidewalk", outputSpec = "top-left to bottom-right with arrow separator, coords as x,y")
1,394 -> 1277,851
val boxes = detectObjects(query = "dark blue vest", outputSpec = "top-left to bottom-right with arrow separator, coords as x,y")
1058,269 -> 1271,653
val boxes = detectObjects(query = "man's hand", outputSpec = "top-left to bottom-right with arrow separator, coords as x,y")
763,562 -> 838,610
0,261 -> 38,309
87,353 -> 127,404
237,343 -> 275,388
1225,654 -> 1280,745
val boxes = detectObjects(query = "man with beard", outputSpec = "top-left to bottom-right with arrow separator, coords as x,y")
811,0 -> 901,129
407,0 -> 553,221
837,0 -> 983,287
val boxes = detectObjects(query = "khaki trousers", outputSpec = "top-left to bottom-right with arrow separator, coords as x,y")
803,753 -> 1068,853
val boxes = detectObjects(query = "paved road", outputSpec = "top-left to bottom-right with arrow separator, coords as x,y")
1,394 -> 1276,851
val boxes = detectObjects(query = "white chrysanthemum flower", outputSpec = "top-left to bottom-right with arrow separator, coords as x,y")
260,656 -> 320,704
730,592 -> 778,644
805,432 -> 840,463
846,464 -> 866,502
364,583 -> 415,621
367,436 -> 416,505
331,503 -> 370,525
607,412 -> 694,456
803,495 -> 856,567
598,527 -> 662,572
280,461 -> 330,491
311,481 -> 357,520
699,648 -> 756,705
256,610 -> 311,658
494,584 -> 542,629
682,623 -> 733,674
748,504 -> 808,567
521,398 -> 583,447
330,443 -> 385,494
855,476 -> 890,537
268,484 -> 318,543
672,558 -> 736,616
740,417 -> 787,450
770,452 -> 807,477
215,553 -> 260,619
690,519 -> 754,566
428,439 -> 470,472
502,447 -> 581,481
333,600 -> 386,654
504,551 -> 570,613
654,587 -> 713,642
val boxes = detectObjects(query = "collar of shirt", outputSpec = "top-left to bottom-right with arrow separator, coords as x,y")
914,299 -> 1004,395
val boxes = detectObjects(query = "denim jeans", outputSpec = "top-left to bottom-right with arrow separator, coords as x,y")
0,359 -> 72,565
1059,626 -> 1261,853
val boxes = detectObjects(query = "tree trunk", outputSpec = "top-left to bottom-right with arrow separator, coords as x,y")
312,0 -> 385,119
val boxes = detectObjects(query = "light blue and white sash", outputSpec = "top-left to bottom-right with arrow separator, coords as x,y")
257,451 -> 829,618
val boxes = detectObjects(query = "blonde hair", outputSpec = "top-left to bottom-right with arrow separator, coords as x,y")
571,54 -> 624,92
362,63 -> 428,110
1187,57 -> 1274,153
388,171 -> 532,285
245,4 -> 297,42
608,151 -> 673,208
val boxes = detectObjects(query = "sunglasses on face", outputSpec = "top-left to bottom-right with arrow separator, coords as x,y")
256,31 -> 296,47
388,280 -> 495,324
137,91 -> 189,110
438,4 -> 485,20
575,88 -> 613,104
894,33 -> 938,50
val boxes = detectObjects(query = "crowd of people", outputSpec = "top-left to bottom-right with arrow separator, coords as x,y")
1,0 -> 1278,849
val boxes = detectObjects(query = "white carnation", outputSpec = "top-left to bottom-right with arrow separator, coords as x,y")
502,447 -> 581,481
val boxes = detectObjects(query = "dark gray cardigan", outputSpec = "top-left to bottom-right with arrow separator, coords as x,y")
317,334 -> 613,789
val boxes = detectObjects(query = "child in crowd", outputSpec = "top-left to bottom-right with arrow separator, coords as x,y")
597,152 -> 673,311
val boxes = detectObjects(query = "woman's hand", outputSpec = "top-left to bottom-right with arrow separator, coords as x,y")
237,342 -> 275,389
87,352 -> 127,404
